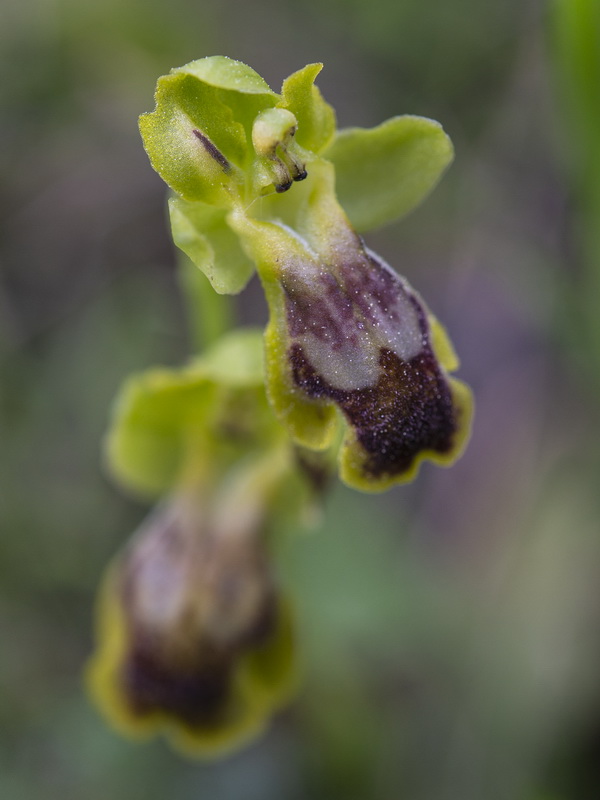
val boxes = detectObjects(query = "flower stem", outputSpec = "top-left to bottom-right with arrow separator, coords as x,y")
178,255 -> 234,352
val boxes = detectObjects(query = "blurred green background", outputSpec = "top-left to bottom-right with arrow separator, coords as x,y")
2,0 -> 600,798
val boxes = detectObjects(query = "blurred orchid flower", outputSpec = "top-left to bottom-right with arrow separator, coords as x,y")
86,484 -> 295,756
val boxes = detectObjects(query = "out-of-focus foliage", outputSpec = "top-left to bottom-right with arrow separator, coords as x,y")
2,0 -> 600,798
551,0 -> 600,391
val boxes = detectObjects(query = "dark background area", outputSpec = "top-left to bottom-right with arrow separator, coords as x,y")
3,0 -> 600,797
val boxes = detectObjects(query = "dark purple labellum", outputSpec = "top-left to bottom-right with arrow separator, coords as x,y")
290,343 -> 456,480
281,243 -> 460,482
122,646 -> 233,726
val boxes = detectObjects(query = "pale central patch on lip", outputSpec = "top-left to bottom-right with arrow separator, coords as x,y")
282,246 -> 424,391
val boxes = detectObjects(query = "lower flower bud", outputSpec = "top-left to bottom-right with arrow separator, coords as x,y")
86,496 -> 295,756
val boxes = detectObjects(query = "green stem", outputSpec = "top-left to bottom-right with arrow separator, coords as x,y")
177,255 -> 234,352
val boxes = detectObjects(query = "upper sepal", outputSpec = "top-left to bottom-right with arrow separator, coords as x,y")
139,73 -> 243,205
323,116 -> 454,232
173,56 -> 277,97
139,57 -> 277,204
140,57 -> 342,212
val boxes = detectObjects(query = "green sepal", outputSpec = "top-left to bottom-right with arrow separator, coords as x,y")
279,63 -> 336,153
323,115 -> 453,232
169,196 -> 255,294
139,74 -> 243,204
105,329 -> 273,497
139,57 -> 278,204
173,56 -> 277,97
168,59 -> 279,162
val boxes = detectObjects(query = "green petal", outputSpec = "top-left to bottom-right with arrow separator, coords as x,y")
323,115 -> 453,232
169,197 -> 255,294
279,63 -> 336,153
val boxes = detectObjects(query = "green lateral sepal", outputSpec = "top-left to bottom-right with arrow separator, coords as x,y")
323,115 -> 453,232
